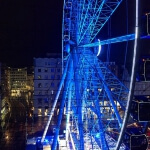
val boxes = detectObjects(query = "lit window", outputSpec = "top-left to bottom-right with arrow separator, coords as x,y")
38,108 -> 42,116
38,75 -> 41,79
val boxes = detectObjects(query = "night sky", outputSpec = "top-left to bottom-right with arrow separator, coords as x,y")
0,0 -> 150,67
0,0 -> 63,67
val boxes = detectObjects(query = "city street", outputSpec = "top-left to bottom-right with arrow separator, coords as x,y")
0,99 -> 26,150
0,98 -> 65,150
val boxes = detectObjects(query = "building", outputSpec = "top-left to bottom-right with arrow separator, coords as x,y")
33,56 -> 62,117
26,67 -> 34,100
0,63 -> 10,128
9,67 -> 27,98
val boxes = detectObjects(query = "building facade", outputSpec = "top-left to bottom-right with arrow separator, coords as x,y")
0,63 -> 10,128
9,68 -> 27,98
33,57 -> 62,117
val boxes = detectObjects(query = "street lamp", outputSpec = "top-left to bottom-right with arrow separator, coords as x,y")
25,111 -> 28,142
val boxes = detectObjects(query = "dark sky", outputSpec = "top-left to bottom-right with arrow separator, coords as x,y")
0,0 -> 150,67
0,0 -> 63,67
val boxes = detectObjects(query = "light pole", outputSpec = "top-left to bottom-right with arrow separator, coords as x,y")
25,111 -> 28,142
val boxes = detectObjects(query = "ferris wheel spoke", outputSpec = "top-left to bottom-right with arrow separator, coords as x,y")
78,0 -> 105,45
90,0 -> 123,42
77,0 -> 123,45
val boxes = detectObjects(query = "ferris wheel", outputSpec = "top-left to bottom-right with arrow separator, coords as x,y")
61,0 -> 129,149
39,0 -> 149,150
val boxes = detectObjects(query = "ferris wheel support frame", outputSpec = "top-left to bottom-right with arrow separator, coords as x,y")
52,58 -> 73,150
72,49 -> 85,150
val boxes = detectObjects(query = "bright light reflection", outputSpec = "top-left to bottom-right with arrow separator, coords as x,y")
97,39 -> 101,56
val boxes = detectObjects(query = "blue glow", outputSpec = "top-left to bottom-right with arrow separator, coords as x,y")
44,139 -> 49,143
80,34 -> 135,48
96,133 -> 100,138
65,43 -> 70,53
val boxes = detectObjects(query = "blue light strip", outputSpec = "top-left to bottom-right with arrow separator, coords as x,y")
66,81 -> 73,141
80,34 -> 135,48
52,59 -> 73,150
115,0 -> 140,149
79,34 -> 150,48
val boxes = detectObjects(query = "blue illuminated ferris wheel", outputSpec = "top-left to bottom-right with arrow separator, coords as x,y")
40,0 -> 149,150
61,1 -> 129,149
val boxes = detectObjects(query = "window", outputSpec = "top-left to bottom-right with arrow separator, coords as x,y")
45,68 -> 48,72
51,82 -> 54,87
45,75 -> 48,79
38,83 -> 42,88
57,75 -> 60,80
38,91 -> 42,95
38,108 -> 42,116
51,90 -> 54,94
44,98 -> 48,103
45,83 -> 48,87
45,91 -> 48,95
38,75 -> 41,79
51,75 -> 55,80
57,68 -> 60,72
51,68 -> 54,72
38,98 -> 42,104
38,69 -> 41,72
57,83 -> 60,87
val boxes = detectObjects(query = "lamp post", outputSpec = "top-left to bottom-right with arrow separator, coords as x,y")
25,111 -> 28,142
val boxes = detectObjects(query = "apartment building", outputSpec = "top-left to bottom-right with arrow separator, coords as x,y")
33,57 -> 62,117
